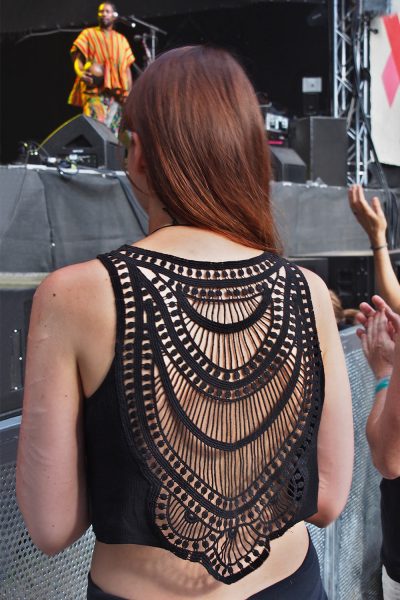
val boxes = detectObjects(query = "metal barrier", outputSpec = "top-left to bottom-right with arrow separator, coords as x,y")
309,327 -> 383,600
0,327 -> 383,599
0,418 -> 95,599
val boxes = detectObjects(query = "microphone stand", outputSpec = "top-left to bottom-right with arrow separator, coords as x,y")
127,14 -> 167,63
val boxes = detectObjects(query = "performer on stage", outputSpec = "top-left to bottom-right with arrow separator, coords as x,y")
68,3 -> 135,135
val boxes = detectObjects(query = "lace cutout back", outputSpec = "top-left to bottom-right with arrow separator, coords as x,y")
103,246 -> 323,584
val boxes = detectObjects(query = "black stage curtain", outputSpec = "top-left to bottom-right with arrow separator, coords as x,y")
1,0 -> 325,34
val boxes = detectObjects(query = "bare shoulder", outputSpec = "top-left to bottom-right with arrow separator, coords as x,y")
35,259 -> 111,304
32,259 -> 114,336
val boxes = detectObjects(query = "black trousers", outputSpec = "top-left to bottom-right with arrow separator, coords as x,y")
87,538 -> 327,600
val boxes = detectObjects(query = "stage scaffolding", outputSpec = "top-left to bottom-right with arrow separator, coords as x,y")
332,0 -> 371,185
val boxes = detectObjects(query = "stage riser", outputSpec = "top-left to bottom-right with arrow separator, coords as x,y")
271,182 -> 400,256
1,167 -> 399,271
0,166 -> 148,272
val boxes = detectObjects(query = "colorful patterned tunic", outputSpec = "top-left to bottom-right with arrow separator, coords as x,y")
68,27 -> 134,108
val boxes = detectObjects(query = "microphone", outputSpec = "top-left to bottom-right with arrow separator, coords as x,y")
116,15 -> 136,28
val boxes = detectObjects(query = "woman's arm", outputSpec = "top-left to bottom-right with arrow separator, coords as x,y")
301,269 -> 354,527
377,333 -> 400,478
357,296 -> 400,479
349,184 -> 400,314
16,268 -> 90,555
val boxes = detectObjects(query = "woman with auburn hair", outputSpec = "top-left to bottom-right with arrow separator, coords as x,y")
17,46 -> 353,599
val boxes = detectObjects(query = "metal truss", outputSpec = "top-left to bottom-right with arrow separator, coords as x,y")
332,0 -> 371,184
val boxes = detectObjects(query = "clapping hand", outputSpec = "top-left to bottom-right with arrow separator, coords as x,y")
356,295 -> 400,379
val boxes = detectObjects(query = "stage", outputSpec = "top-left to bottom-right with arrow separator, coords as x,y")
2,163 -> 399,271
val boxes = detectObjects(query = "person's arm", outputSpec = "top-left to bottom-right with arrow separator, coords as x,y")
357,295 -> 400,479
16,269 -> 90,555
301,269 -> 354,527
349,184 -> 400,314
121,37 -> 134,94
71,48 -> 93,86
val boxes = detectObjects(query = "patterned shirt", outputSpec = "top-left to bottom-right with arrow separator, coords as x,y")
68,27 -> 134,106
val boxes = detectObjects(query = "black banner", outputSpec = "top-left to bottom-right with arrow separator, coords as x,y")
1,0 -> 326,34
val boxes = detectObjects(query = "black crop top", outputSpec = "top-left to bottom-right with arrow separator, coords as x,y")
84,245 -> 324,584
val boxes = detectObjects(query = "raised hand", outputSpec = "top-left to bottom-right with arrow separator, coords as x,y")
348,184 -> 387,248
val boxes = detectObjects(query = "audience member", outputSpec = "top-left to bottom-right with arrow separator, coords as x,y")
329,289 -> 358,330
357,296 -> 400,600
349,184 -> 400,314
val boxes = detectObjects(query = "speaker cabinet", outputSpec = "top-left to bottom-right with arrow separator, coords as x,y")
270,146 -> 307,183
0,282 -> 38,419
363,0 -> 390,14
291,117 -> 348,186
42,115 -> 124,170
292,250 -> 400,309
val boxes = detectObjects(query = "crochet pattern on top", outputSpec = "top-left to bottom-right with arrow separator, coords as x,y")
99,245 -> 324,584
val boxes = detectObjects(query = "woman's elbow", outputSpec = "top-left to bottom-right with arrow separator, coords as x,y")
26,521 -> 89,556
367,428 -> 400,479
20,518 -> 70,556
17,501 -> 89,556
307,488 -> 350,528
307,504 -> 344,528
31,536 -> 66,557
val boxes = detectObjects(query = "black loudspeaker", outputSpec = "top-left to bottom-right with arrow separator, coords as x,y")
0,283 -> 37,419
291,117 -> 348,186
363,0 -> 390,14
42,115 -> 125,170
270,146 -> 307,183
292,250 -> 400,309
330,251 -> 400,307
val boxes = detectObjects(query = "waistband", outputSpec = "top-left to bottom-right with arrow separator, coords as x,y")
247,534 -> 326,599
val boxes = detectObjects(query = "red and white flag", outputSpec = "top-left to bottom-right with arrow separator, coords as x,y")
371,4 -> 400,166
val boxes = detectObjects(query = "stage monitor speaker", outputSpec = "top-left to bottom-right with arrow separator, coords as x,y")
363,0 -> 390,14
329,250 -> 400,307
291,117 -> 348,186
270,146 -> 307,183
292,250 -> 400,309
0,281 -> 38,420
42,115 -> 125,170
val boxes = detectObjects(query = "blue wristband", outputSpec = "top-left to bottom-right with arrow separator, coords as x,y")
375,376 -> 391,394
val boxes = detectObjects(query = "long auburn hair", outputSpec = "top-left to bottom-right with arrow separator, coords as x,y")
123,45 -> 282,253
